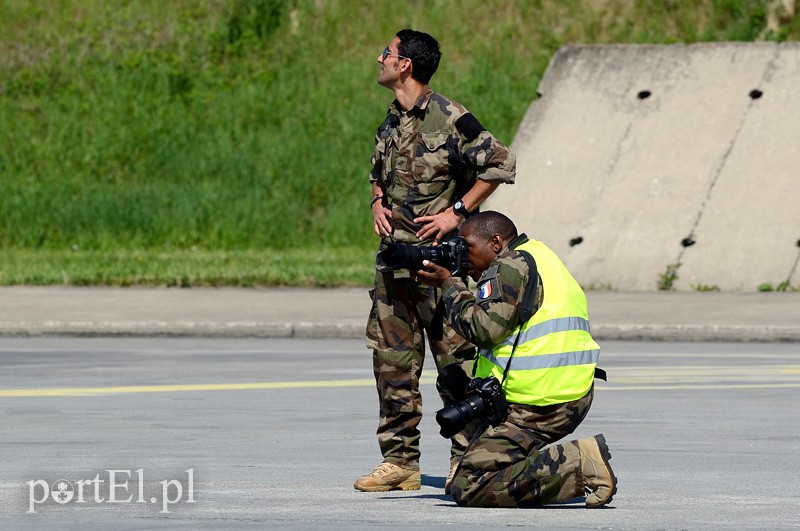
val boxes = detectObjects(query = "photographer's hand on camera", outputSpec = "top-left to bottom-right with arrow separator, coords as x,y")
415,259 -> 452,287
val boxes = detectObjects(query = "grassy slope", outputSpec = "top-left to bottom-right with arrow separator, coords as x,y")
1,0 -> 797,286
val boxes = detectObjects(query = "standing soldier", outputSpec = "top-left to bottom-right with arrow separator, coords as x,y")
355,29 -> 516,492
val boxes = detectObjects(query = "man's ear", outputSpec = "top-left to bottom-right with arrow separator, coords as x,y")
491,234 -> 504,253
399,60 -> 413,80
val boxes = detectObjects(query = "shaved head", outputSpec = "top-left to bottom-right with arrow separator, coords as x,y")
461,211 -> 517,241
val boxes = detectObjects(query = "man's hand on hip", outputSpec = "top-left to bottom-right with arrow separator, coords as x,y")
372,203 -> 393,237
414,208 -> 461,244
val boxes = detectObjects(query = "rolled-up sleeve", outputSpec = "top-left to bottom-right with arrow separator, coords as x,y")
459,130 -> 516,185
369,133 -> 384,182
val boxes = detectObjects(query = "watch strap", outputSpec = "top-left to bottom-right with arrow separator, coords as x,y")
454,200 -> 470,217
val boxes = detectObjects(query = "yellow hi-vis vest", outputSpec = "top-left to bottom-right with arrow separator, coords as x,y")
473,239 -> 600,406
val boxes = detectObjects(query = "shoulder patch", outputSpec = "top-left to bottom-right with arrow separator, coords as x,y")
477,265 -> 502,304
455,113 -> 486,143
477,278 -> 501,303
478,280 -> 492,299
378,112 -> 400,138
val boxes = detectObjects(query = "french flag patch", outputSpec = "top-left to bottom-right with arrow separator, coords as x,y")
478,281 -> 492,299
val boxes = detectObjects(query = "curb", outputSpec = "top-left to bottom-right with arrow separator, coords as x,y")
590,324 -> 800,343
2,321 -> 799,342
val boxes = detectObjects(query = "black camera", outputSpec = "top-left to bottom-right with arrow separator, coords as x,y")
435,376 -> 508,439
378,236 -> 469,278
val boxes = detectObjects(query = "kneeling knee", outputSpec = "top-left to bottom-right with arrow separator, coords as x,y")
449,476 -> 482,507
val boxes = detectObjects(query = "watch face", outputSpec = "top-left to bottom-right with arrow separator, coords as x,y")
454,201 -> 464,209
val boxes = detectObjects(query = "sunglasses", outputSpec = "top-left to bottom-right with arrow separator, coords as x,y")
382,46 -> 410,62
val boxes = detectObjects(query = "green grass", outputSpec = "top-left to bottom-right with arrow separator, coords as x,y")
657,263 -> 682,291
1,0 -> 798,286
0,248 -> 374,287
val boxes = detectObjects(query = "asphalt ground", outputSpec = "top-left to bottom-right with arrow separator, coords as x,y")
1,336 -> 799,529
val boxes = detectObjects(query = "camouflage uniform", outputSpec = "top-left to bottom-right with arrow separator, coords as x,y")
366,88 -> 515,468
439,235 -> 595,507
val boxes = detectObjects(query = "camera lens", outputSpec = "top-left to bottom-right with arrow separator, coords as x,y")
435,396 -> 486,438
377,238 -> 468,275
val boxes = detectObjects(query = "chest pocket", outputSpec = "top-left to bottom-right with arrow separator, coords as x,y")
414,132 -> 450,182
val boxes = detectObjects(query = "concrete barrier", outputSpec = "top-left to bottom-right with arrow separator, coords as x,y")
488,43 -> 800,291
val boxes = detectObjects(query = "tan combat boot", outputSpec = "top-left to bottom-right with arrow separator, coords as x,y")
578,434 -> 617,508
354,462 -> 421,492
444,459 -> 459,495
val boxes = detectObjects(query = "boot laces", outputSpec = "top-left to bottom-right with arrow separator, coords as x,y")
368,462 -> 397,478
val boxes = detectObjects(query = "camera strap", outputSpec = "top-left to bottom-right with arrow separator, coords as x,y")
499,248 -> 537,388
430,296 -> 446,341
516,249 -> 540,326
500,329 -> 522,387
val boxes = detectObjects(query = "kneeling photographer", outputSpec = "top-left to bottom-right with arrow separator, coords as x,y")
415,211 -> 617,508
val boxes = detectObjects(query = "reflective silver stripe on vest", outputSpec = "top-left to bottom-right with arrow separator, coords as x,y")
495,316 -> 592,349
481,349 -> 600,371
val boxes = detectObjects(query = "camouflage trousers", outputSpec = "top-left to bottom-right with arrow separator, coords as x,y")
366,269 -> 474,469
450,388 -> 593,507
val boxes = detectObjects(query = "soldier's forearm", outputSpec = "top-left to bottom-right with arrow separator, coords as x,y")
459,180 -> 500,212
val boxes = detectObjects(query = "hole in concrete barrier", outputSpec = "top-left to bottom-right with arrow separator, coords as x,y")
749,89 -> 763,99
569,236 -> 584,247
681,237 -> 696,247
796,239 -> 800,247
637,90 -> 651,100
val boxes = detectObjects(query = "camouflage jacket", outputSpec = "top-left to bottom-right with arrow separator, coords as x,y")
370,88 -> 516,246
440,235 -> 543,350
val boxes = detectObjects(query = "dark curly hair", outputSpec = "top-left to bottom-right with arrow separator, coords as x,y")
396,29 -> 441,84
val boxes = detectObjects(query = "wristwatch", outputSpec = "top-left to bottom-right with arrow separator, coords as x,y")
453,200 -> 471,218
